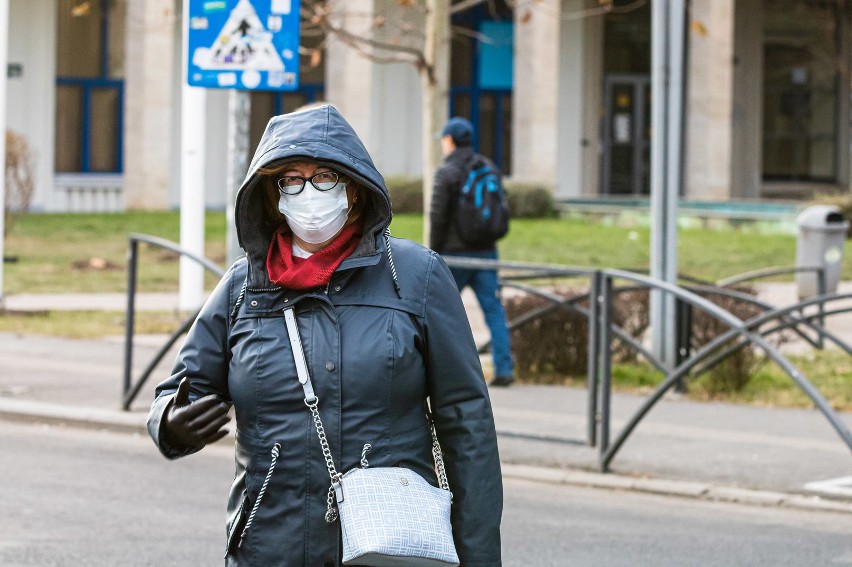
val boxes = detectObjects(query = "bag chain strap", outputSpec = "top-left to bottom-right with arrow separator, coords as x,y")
284,307 -> 450,523
305,397 -> 342,523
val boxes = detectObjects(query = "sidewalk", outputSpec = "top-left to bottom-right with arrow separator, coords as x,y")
2,287 -> 852,515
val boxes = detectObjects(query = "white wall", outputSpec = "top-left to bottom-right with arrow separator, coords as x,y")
370,0 -> 422,177
325,0 -> 376,153
555,0 -> 588,198
581,9 -> 603,197
7,0 -> 56,212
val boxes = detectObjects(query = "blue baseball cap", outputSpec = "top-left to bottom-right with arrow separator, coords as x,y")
440,117 -> 473,146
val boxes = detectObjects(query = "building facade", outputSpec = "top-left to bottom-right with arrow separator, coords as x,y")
10,0 -> 852,212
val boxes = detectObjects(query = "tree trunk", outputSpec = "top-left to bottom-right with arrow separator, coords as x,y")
421,0 -> 450,247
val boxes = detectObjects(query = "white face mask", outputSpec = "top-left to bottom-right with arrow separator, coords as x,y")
278,183 -> 349,245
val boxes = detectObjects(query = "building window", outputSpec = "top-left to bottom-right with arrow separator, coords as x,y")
450,0 -> 513,174
762,0 -> 839,182
55,0 -> 125,174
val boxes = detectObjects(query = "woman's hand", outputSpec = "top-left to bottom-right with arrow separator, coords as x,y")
163,377 -> 231,450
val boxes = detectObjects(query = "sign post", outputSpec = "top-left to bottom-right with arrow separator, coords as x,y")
649,0 -> 686,368
0,0 -> 9,309
180,0 -> 301,309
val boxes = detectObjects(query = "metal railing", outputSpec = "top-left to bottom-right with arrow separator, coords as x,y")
122,233 -> 224,410
442,256 -> 852,471
122,248 -> 852,469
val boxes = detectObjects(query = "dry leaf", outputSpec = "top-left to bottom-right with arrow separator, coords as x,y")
691,20 -> 708,37
71,1 -> 91,17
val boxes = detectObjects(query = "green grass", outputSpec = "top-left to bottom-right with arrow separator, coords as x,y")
3,211 -> 226,294
0,310 -> 187,339
2,211 -> 816,294
3,210 -> 850,412
393,214 -> 803,281
540,356 -> 852,412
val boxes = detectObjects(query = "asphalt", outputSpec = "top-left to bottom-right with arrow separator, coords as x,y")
1,284 -> 852,515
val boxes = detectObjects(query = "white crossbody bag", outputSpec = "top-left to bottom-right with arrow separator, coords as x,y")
284,308 -> 460,567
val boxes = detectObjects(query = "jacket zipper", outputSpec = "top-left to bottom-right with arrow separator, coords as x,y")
237,443 -> 282,549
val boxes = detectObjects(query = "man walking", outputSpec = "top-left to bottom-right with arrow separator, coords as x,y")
430,116 -> 515,387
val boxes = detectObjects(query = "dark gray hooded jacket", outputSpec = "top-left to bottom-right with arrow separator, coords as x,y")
147,105 -> 503,566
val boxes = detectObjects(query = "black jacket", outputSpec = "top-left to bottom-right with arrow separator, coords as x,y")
147,106 -> 503,566
429,146 -> 496,254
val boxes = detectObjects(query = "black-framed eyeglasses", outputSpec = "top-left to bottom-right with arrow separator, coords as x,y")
276,171 -> 342,196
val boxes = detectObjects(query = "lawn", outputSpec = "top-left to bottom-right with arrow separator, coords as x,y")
2,210 -> 808,295
2,210 -> 850,412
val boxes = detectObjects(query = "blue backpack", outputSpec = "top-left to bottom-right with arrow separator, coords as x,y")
455,156 -> 510,247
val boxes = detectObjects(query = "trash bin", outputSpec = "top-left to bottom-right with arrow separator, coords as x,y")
795,205 -> 849,298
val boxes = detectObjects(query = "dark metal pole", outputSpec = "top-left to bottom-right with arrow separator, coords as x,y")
587,271 -> 602,447
123,238 -> 139,400
598,274 -> 613,471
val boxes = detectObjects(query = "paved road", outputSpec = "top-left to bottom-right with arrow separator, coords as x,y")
1,330 -> 852,507
1,422 -> 850,567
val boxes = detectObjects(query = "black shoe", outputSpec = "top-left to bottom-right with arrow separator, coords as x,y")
489,375 -> 515,387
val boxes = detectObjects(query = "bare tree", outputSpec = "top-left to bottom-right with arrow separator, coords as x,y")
4,130 -> 34,237
298,0 -> 644,242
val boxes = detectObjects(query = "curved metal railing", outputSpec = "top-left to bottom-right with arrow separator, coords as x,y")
442,256 -> 852,471
122,249 -> 852,469
121,233 -> 224,410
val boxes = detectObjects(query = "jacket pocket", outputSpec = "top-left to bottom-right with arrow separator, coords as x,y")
225,491 -> 251,558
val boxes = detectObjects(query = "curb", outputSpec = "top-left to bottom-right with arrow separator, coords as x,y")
2,399 -> 850,515
501,463 -> 852,515
0,399 -> 148,435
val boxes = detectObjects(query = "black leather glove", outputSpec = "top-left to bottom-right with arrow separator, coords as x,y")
162,377 -> 231,450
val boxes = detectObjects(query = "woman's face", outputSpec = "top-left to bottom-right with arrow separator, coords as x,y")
276,161 -> 357,208
273,161 -> 359,252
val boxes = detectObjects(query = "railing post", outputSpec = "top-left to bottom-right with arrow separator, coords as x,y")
123,238 -> 139,403
816,267 -> 826,349
674,298 -> 692,393
587,271 -> 602,447
598,273 -> 613,471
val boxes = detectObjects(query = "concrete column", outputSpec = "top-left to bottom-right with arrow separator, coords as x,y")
555,0 -> 586,199
555,0 -> 603,198
684,0 -> 735,201
123,0 -> 177,210
581,7 -> 603,197
512,0 -> 560,189
730,0 -> 763,199
325,0 -> 376,149
7,0 -> 55,212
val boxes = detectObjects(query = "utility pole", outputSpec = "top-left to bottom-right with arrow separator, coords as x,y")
421,0 -> 450,246
0,0 -> 9,309
179,0 -> 207,311
226,90 -> 251,265
649,0 -> 686,368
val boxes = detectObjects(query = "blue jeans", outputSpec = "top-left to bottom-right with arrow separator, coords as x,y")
443,250 -> 514,378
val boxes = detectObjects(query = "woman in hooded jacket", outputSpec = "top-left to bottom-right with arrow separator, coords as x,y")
147,105 -> 503,567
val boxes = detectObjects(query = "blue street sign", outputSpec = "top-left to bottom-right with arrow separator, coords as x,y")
187,0 -> 301,91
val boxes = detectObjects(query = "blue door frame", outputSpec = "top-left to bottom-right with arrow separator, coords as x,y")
449,5 -> 512,173
56,0 -> 124,173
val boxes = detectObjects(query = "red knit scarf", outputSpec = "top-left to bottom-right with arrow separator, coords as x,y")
266,223 -> 362,290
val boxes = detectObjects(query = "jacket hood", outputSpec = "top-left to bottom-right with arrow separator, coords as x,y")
235,105 -> 393,287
